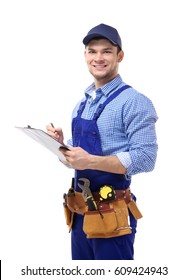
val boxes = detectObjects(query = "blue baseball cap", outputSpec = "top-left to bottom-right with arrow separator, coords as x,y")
83,23 -> 122,50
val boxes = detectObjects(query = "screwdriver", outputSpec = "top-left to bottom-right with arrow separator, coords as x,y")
86,196 -> 97,211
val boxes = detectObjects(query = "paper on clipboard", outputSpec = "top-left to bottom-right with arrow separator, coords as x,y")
15,125 -> 71,167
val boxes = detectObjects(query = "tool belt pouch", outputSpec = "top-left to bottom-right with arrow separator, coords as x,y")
63,205 -> 74,232
66,192 -> 86,215
83,198 -> 132,238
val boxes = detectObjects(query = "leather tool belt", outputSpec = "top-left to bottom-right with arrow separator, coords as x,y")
63,187 -> 142,238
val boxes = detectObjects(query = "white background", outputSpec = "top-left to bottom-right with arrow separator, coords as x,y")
0,0 -> 187,279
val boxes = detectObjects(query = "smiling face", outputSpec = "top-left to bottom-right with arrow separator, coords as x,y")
84,38 -> 124,88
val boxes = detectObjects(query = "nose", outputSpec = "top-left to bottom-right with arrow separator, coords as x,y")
94,52 -> 104,61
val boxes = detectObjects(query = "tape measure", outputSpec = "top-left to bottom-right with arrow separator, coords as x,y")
99,185 -> 116,201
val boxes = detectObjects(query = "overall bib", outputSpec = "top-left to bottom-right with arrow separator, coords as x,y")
71,85 -> 137,260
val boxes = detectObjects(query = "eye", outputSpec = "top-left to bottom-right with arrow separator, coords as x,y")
104,50 -> 112,54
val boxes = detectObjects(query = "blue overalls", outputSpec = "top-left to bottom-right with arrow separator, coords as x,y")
71,85 -> 137,260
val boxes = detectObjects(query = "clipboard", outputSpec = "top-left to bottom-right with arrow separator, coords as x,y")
15,125 -> 71,167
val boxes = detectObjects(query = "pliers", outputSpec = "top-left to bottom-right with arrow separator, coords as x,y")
78,178 -> 97,211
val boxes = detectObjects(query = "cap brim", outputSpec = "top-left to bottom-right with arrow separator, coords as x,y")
83,33 -> 118,47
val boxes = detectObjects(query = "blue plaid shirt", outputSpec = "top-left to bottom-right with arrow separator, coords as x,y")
68,75 -> 158,177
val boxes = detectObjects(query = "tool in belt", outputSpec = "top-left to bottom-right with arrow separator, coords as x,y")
78,178 -> 98,211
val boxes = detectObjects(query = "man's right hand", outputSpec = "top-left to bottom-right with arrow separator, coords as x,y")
46,124 -> 64,144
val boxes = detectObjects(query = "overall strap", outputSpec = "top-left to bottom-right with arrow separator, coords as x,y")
93,85 -> 131,120
76,100 -> 87,117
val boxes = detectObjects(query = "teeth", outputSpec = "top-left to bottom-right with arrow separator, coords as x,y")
95,65 -> 105,68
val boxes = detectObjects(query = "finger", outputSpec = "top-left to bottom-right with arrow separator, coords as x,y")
46,125 -> 58,137
46,125 -> 54,133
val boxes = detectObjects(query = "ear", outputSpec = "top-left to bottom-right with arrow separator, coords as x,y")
117,50 -> 124,62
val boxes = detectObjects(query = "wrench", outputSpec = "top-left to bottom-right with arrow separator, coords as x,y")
78,178 -> 93,200
78,178 -> 97,211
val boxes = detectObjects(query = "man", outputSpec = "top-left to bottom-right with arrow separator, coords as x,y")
47,23 -> 158,260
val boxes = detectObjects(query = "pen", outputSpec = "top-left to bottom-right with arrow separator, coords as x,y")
50,123 -> 57,135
